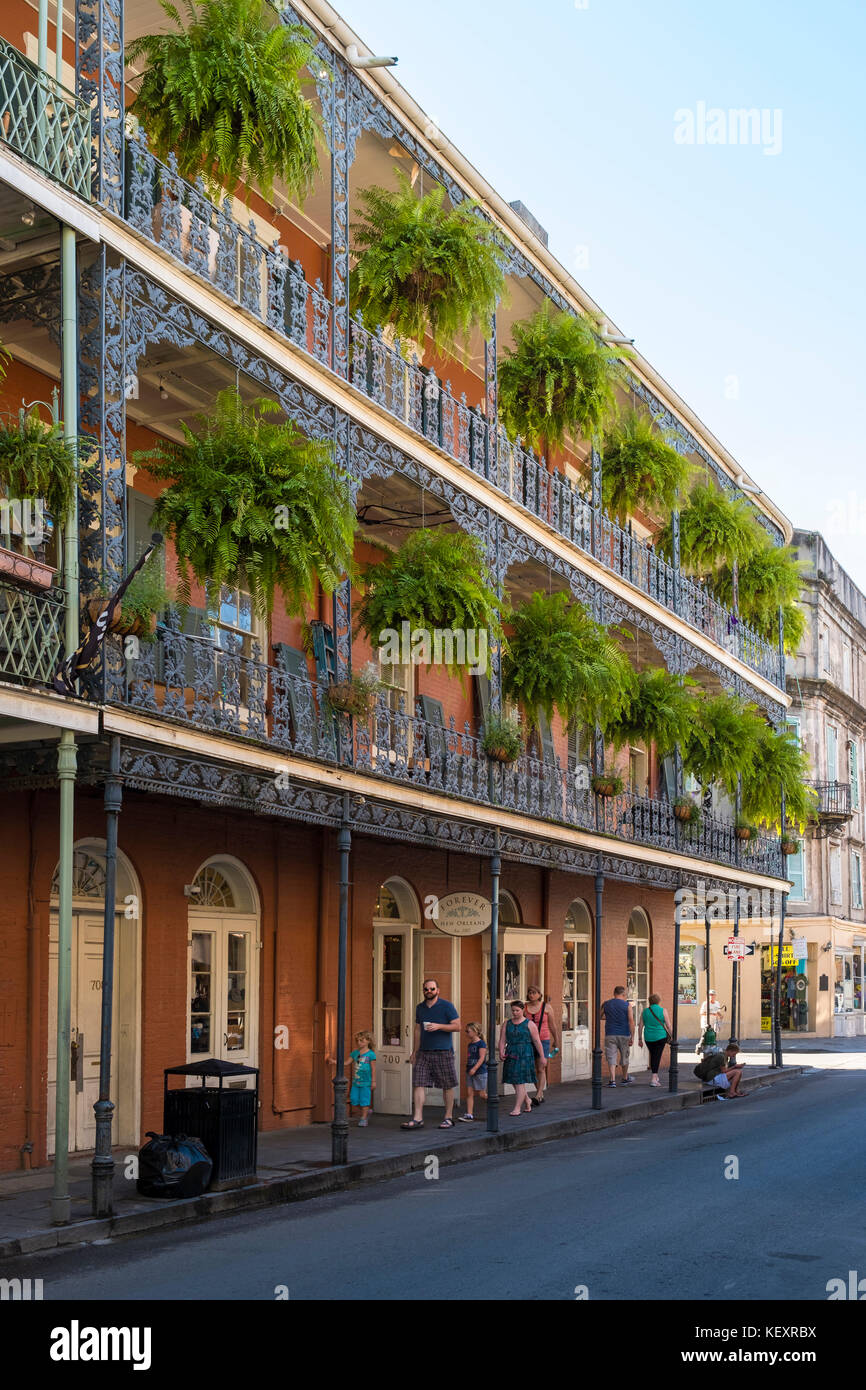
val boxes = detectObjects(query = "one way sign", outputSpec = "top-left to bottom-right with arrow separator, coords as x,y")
724,940 -> 756,959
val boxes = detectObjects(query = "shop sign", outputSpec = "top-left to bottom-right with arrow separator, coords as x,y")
790,938 -> 808,959
434,892 -> 492,937
766,944 -> 796,967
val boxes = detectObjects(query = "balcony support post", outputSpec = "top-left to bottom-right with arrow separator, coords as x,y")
772,783 -> 787,1068
590,444 -> 602,559
484,312 -> 498,484
592,857 -> 604,1110
52,222 -> 80,1225
331,792 -> 351,1165
668,888 -> 681,1092
486,826 -> 501,1134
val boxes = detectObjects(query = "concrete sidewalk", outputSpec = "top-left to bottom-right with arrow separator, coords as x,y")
0,1050 -> 810,1260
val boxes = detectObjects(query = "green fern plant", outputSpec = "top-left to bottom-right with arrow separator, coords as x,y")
498,300 -> 624,452
0,408 -> 79,520
350,174 -> 505,354
714,542 -> 805,653
135,389 -> 356,617
502,590 -> 633,730
603,667 -> 699,758
355,528 -> 502,676
740,721 -> 817,833
682,692 -> 763,793
658,482 -> 763,579
601,409 -> 693,525
127,0 -> 321,202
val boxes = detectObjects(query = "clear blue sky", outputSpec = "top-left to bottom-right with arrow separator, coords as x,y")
343,0 -> 866,587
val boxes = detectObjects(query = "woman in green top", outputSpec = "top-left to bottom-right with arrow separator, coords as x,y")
639,993 -> 672,1086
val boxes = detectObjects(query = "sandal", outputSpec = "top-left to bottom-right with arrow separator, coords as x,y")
458,1114 -> 474,1122
438,1118 -> 455,1129
400,1119 -> 424,1130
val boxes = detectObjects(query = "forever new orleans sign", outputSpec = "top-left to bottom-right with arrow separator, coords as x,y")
433,892 -> 492,937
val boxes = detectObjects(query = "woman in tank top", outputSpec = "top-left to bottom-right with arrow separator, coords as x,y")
525,985 -> 557,1105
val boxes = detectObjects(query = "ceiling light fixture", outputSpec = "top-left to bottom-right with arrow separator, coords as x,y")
20,206 -> 36,228
158,377 -> 169,401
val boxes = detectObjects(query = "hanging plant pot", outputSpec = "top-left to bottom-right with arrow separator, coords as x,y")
781,838 -> 801,856
325,664 -> 382,720
0,545 -> 55,591
592,770 -> 624,798
674,803 -> 695,823
735,825 -> 755,842
672,795 -> 702,828
86,598 -> 149,640
481,716 -> 523,765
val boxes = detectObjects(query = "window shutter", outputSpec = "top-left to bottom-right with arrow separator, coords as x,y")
830,844 -> 842,905
850,741 -> 860,810
851,852 -> 863,910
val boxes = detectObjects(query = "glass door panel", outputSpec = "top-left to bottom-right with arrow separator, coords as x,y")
225,930 -> 249,1051
190,931 -> 214,1055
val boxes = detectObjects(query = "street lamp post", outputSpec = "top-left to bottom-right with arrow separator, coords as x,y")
92,736 -> 122,1216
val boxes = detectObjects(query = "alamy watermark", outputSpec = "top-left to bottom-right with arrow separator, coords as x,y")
676,880 -> 782,922
0,497 -> 45,546
674,103 -> 783,156
378,621 -> 488,677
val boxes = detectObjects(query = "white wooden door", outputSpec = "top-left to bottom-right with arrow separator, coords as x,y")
48,914 -> 121,1154
561,936 -> 591,1081
188,915 -> 259,1085
627,940 -> 650,1071
373,924 -> 414,1113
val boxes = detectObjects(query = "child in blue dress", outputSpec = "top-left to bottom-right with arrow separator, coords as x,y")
348,1031 -> 377,1126
459,1022 -> 488,1121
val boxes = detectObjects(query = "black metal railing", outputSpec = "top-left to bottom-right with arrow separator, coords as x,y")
0,579 -> 64,686
810,781 -> 852,818
0,37 -> 91,196
108,620 -> 783,877
120,130 -> 782,690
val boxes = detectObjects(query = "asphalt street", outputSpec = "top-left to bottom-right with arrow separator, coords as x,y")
6,1065 -> 864,1301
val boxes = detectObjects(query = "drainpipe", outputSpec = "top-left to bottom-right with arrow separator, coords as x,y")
56,1 -> 63,84
52,222 -> 78,1225
91,734 -> 121,1217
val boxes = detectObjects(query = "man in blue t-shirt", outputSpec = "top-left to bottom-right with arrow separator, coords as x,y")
400,978 -> 460,1130
602,985 -> 635,1087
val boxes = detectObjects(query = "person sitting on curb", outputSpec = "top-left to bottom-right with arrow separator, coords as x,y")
693,1048 -> 745,1099
723,1040 -> 746,1097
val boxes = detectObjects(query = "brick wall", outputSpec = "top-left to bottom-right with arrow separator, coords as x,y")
0,786 -> 674,1171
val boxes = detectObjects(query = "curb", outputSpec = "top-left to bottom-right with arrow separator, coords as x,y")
0,1066 -> 804,1260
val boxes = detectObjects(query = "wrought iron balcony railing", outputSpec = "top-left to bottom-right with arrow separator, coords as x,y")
107,620 -> 783,878
809,780 -> 852,819
0,37 -> 91,197
121,131 -> 781,691
0,578 -> 64,686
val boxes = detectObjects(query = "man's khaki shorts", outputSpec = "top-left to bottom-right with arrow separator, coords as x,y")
604,1035 -> 630,1066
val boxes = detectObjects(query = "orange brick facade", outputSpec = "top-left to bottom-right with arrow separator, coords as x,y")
0,786 -> 675,1173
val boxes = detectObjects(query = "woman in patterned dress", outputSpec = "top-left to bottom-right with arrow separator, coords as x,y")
499,1001 -> 546,1116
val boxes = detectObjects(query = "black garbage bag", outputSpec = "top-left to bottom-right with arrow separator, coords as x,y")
136,1131 -> 213,1199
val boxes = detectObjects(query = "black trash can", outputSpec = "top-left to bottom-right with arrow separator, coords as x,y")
163,1059 -> 259,1190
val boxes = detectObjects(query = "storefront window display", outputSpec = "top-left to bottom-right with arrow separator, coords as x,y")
761,943 -> 809,1032
678,944 -> 697,1005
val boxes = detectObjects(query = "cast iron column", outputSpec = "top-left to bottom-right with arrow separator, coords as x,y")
773,784 -> 787,1069
704,908 -> 711,1046
669,890 -> 681,1092
486,826 -> 501,1133
729,890 -> 740,1045
92,735 -> 122,1216
592,858 -> 604,1110
331,792 -> 351,1164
